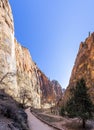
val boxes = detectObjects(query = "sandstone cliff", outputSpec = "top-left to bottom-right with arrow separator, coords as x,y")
51,80 -> 64,101
64,32 -> 94,104
15,39 -> 63,108
15,39 -> 41,108
0,0 -> 17,97
38,70 -> 63,108
0,0 -> 63,109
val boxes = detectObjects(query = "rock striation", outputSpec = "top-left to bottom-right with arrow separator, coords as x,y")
51,80 -> 64,101
38,70 -> 63,108
64,32 -> 94,104
15,39 -> 41,108
0,0 -> 63,108
0,0 -> 17,97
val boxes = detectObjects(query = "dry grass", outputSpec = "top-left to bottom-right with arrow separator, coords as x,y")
37,113 -> 63,123
33,109 -> 94,130
31,108 -> 94,130
60,118 -> 94,130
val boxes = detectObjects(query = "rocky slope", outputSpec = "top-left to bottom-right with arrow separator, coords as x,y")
0,89 -> 29,130
0,0 -> 63,109
64,32 -> 94,104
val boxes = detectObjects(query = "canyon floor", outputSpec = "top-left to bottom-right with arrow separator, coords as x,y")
25,108 -> 55,130
26,108 -> 94,130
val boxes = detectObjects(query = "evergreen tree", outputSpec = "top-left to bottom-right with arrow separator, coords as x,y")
65,78 -> 94,128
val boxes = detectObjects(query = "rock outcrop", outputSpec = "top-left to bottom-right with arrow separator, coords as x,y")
64,32 -> 94,104
38,70 -> 63,108
0,89 -> 29,130
0,0 -> 63,109
15,39 -> 41,108
51,80 -> 64,101
0,0 -> 17,97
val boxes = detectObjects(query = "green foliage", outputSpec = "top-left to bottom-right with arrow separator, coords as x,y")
65,78 -> 94,128
60,106 -> 65,116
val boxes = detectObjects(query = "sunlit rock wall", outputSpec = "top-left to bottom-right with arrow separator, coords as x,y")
15,39 -> 41,108
63,32 -> 94,104
0,0 -> 17,96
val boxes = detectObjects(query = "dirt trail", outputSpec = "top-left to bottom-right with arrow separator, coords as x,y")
25,108 -> 55,130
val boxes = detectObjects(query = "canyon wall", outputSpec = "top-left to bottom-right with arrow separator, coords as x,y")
0,0 -> 17,97
0,0 -> 63,108
64,33 -> 94,104
15,39 -> 41,108
15,40 -> 63,108
38,70 -> 63,108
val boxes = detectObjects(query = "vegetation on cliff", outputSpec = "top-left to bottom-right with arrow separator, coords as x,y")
61,79 -> 94,128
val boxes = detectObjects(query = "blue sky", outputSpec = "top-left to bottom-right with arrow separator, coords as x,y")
9,0 -> 94,88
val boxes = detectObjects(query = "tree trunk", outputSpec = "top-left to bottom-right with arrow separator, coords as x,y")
82,119 -> 86,128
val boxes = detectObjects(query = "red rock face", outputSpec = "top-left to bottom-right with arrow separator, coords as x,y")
63,32 -> 94,104
38,70 -> 54,103
51,80 -> 64,101
37,69 -> 63,105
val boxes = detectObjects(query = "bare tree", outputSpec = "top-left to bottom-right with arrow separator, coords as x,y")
0,72 -> 16,98
0,72 -> 33,107
19,87 -> 33,108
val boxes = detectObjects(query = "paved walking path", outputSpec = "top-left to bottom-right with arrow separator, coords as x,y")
25,108 -> 55,130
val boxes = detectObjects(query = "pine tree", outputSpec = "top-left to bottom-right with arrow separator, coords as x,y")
65,78 -> 94,128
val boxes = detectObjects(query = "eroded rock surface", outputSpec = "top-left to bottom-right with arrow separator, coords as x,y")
0,0 -> 17,97
0,90 -> 28,130
0,0 -> 63,109
64,32 -> 94,104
